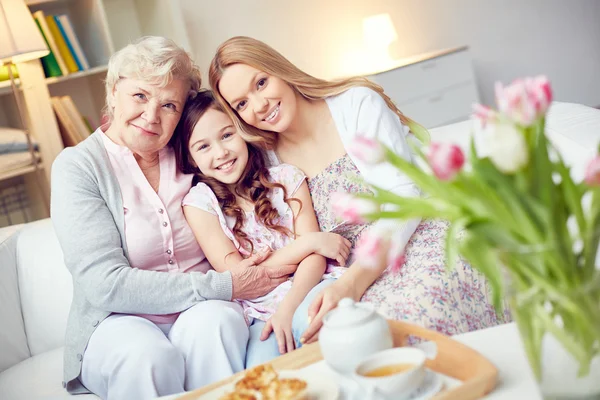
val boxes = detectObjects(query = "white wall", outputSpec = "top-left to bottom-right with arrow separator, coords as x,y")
180,0 -> 600,107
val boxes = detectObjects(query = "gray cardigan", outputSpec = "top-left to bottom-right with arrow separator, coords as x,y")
50,132 -> 233,393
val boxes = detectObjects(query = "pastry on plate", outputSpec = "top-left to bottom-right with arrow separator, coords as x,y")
261,377 -> 308,400
234,364 -> 278,393
218,364 -> 307,400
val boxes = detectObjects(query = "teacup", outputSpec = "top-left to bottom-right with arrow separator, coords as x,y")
353,347 -> 427,399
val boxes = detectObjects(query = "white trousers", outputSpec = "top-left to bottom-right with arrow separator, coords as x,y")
80,300 -> 249,400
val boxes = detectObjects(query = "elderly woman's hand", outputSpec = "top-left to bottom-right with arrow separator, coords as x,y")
230,250 -> 297,300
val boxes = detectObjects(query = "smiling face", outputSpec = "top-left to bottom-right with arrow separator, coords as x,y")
218,64 -> 298,133
107,77 -> 188,155
188,108 -> 249,186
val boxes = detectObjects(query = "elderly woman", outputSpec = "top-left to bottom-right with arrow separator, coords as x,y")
50,36 -> 295,400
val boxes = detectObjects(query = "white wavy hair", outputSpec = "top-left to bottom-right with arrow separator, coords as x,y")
104,36 -> 202,122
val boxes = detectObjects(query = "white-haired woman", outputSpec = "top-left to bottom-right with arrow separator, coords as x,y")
50,36 -> 296,400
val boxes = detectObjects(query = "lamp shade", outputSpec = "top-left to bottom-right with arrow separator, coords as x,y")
0,0 -> 49,64
363,14 -> 398,48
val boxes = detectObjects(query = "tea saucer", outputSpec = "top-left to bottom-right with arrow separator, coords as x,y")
350,369 -> 443,400
407,369 -> 444,400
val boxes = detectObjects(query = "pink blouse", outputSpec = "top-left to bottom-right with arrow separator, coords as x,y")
99,129 -> 211,324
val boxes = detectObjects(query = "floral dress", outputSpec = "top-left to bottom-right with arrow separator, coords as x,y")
308,154 -> 510,336
182,164 -> 345,324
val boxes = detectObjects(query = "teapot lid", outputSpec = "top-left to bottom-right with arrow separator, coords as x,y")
323,297 -> 375,328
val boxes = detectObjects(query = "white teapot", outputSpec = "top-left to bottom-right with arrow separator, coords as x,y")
319,298 -> 393,375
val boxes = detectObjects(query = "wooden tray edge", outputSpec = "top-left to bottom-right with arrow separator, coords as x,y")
177,320 -> 499,400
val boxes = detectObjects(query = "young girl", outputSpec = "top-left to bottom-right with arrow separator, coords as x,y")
173,90 -> 351,367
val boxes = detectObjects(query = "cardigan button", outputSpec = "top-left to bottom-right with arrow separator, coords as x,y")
77,353 -> 83,362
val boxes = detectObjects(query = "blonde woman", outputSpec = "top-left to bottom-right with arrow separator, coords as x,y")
208,36 -> 508,345
50,37 -> 296,400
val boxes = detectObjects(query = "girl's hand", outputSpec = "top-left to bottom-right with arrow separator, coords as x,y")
300,279 -> 356,344
260,306 -> 296,354
310,232 -> 352,266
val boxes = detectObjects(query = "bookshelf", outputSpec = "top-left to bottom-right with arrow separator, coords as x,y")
0,0 -> 191,225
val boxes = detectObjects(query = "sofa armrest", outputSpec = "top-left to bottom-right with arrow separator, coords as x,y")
0,224 -> 31,373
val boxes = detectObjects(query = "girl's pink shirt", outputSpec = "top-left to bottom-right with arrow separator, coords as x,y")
99,129 -> 211,324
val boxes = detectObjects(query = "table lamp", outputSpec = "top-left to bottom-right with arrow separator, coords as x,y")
0,0 -> 50,210
363,13 -> 398,65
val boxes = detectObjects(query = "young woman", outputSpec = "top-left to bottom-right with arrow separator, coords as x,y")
208,36 -> 509,344
173,90 -> 352,367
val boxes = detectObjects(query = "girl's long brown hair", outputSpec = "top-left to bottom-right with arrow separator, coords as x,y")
208,36 -> 428,149
173,90 -> 300,254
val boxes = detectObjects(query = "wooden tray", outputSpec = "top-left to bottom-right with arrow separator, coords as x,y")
177,320 -> 498,399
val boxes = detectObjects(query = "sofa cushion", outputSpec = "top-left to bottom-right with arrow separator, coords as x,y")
547,102 -> 600,149
0,347 -> 98,400
546,102 -> 600,181
0,225 -> 30,373
15,219 -> 73,356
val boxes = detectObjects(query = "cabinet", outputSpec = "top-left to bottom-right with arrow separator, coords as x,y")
0,0 -> 190,226
367,47 -> 480,129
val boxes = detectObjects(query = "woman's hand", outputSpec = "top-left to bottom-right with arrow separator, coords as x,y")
300,279 -> 356,344
261,306 -> 296,354
309,232 -> 352,266
230,250 -> 297,300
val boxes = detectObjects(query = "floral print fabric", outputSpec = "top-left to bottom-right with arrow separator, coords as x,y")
308,154 -> 510,336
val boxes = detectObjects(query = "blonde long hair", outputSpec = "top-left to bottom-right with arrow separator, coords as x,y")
209,36 -> 426,149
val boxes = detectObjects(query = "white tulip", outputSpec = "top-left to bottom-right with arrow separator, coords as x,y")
486,122 -> 529,173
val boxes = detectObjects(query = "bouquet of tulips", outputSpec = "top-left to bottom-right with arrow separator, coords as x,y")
336,76 -> 600,379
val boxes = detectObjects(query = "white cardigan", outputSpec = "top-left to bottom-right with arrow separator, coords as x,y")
270,86 -> 421,254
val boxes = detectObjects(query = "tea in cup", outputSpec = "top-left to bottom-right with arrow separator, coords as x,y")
354,347 -> 427,399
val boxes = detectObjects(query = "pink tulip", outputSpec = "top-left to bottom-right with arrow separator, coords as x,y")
531,76 -> 553,115
472,104 -> 497,127
348,136 -> 386,165
386,231 -> 408,273
331,192 -> 378,224
494,75 -> 553,126
387,252 -> 406,274
355,227 -> 391,269
427,143 -> 465,181
584,156 -> 600,186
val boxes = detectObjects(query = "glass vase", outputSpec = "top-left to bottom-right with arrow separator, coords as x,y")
537,332 -> 600,399
510,292 -> 600,400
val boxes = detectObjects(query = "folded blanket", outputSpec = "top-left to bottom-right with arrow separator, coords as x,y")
0,151 -> 40,173
0,127 -> 39,154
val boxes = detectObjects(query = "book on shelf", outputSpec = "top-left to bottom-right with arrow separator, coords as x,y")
32,10 -> 69,77
51,97 -> 80,147
45,15 -> 80,73
55,15 -> 90,71
61,96 -> 91,141
0,65 -> 19,82
51,96 -> 92,147
32,17 -> 62,78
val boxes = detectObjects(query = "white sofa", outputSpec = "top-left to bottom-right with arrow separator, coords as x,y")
0,102 -> 598,400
